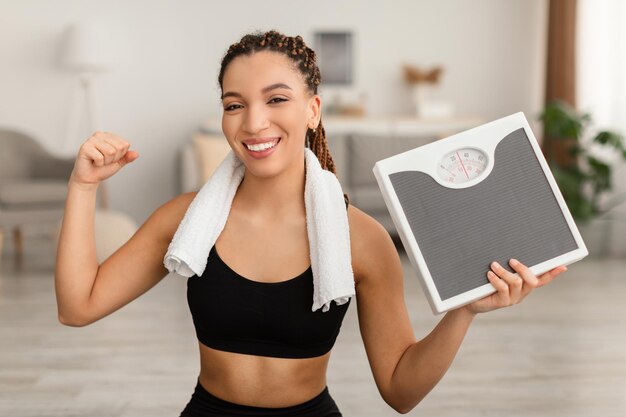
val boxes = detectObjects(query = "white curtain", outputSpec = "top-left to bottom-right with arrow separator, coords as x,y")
577,0 -> 626,134
578,0 -> 626,253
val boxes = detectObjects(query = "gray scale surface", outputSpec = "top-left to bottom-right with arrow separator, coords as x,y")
389,128 -> 579,300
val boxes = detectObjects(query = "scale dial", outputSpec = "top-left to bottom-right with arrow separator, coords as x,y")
437,148 -> 488,184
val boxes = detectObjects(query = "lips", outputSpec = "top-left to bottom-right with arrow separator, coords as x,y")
242,137 -> 281,146
242,137 -> 281,159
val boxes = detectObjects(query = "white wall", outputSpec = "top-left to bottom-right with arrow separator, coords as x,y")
0,0 -> 548,223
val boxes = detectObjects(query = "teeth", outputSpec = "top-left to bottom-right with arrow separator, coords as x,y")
246,139 -> 279,152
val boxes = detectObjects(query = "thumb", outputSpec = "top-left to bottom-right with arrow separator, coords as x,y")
120,150 -> 139,166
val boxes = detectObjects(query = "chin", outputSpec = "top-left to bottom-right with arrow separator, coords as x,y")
242,158 -> 286,179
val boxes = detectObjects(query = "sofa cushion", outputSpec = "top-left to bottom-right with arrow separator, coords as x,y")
192,132 -> 232,183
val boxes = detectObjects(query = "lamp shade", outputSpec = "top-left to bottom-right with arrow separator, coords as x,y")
62,23 -> 110,73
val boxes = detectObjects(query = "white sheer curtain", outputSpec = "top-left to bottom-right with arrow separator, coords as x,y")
577,0 -> 626,253
577,0 -> 626,133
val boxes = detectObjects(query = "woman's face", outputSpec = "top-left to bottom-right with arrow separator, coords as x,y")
221,50 -> 320,178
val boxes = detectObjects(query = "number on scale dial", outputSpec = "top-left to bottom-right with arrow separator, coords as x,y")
437,148 -> 488,184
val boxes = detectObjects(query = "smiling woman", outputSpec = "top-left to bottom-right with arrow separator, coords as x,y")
177,30 -> 352,416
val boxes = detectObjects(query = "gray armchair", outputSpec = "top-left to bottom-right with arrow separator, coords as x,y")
0,128 -> 74,265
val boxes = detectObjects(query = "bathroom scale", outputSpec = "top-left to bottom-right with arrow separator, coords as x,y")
373,112 -> 588,314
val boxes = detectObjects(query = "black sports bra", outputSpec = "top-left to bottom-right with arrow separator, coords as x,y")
187,244 -> 352,359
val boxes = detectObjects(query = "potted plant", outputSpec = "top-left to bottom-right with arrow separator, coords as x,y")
539,100 -> 626,255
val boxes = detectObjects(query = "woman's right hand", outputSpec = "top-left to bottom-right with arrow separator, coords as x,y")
69,131 -> 140,187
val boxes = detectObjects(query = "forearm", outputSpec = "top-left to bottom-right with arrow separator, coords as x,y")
54,176 -> 100,324
389,306 -> 476,413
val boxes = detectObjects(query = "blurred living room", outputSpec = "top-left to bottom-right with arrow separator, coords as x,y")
1,0 -> 625,416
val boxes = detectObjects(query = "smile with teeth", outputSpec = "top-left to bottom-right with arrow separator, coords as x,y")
244,139 -> 280,152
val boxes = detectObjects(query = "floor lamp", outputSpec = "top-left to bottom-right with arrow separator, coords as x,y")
59,24 -> 138,263
62,23 -> 110,209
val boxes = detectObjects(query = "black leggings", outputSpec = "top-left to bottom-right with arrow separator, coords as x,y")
180,379 -> 343,417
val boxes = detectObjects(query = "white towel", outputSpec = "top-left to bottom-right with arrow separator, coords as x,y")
164,147 -> 355,312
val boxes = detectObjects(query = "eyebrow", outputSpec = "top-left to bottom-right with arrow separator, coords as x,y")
221,83 -> 292,100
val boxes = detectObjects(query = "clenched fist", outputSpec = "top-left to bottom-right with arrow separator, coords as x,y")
69,131 -> 139,187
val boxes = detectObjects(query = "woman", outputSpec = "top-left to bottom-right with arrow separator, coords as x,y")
55,30 -> 567,416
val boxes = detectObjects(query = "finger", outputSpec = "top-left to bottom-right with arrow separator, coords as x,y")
93,140 -> 117,166
118,149 -> 139,167
537,266 -> 567,288
104,134 -> 131,154
95,133 -> 137,168
491,261 -> 521,304
81,142 -> 107,167
102,138 -> 126,164
106,136 -> 134,165
119,143 -> 137,164
509,258 -> 539,299
487,269 -> 510,306
123,150 -> 139,164
89,131 -> 124,165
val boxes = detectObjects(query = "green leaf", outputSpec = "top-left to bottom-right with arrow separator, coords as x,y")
540,100 -> 587,139
568,146 -> 582,157
586,156 -> 610,177
568,195 -> 595,222
552,166 -> 581,196
586,156 -> 611,193
593,131 -> 625,152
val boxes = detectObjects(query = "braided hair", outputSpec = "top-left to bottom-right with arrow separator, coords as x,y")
218,30 -> 349,206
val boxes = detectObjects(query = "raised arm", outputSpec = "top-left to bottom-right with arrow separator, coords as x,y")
55,131 -> 195,327
348,206 -> 566,414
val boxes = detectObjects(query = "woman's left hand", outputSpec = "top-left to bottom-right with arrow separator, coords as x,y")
464,259 -> 568,315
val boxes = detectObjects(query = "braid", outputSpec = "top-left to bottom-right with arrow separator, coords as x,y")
219,29 -> 349,206
219,31 -> 321,98
308,120 -> 349,206
307,120 -> 334,172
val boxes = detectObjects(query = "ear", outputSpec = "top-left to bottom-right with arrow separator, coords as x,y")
306,94 -> 321,130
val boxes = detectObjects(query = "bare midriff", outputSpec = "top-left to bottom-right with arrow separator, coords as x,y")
196,342 -> 331,408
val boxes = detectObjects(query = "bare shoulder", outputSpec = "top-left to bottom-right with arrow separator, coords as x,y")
153,191 -> 198,242
347,204 -> 402,287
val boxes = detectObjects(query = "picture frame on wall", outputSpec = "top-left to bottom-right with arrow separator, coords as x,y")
314,31 -> 353,85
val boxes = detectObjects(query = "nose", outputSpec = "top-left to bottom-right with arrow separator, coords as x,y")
242,103 -> 270,134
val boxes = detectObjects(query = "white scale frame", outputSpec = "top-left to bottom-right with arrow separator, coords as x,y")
373,112 -> 588,314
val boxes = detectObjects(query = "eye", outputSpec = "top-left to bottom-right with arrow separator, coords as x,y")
224,103 -> 243,111
268,97 -> 288,104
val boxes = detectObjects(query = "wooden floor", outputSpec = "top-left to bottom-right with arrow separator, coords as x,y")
1,230 -> 625,416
